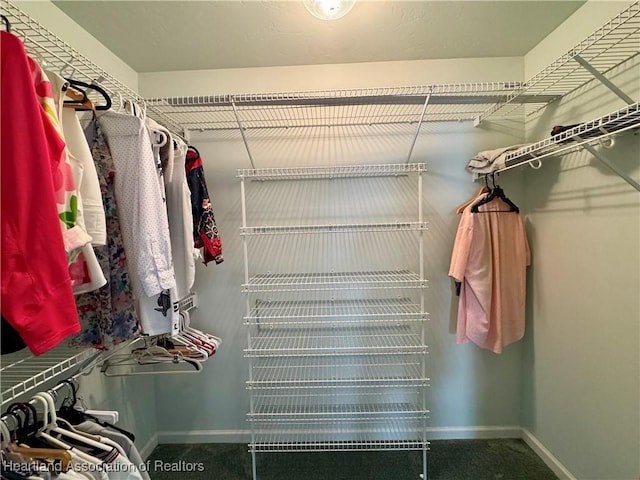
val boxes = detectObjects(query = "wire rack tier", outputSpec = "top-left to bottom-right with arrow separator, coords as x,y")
238,163 -> 427,179
249,400 -> 426,419
245,298 -> 424,325
499,102 -> 640,172
241,222 -> 428,236
250,422 -> 429,453
477,1 -> 640,123
243,270 -> 426,293
1,0 -> 183,136
246,325 -> 424,357
0,345 -> 99,407
248,358 -> 427,389
145,82 -> 555,130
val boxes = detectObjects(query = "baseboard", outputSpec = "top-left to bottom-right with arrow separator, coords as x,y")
521,429 -> 577,480
154,426 -> 520,444
139,433 -> 159,460
426,425 -> 521,440
156,429 -> 251,444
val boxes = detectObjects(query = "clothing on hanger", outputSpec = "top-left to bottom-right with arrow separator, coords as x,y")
160,127 -> 196,302
0,31 -> 80,355
185,147 -> 223,266
71,119 -> 140,351
97,110 -> 176,336
449,180 -> 530,353
47,70 -> 107,295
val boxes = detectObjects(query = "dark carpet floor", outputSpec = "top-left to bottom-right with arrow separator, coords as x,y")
147,439 -> 559,480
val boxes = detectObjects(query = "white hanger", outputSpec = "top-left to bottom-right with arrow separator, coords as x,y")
100,337 -> 204,376
32,392 -> 111,452
0,417 -> 12,448
29,394 -> 72,450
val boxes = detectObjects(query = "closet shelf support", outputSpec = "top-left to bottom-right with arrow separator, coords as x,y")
406,89 -> 432,164
573,55 -> 635,105
571,134 -> 640,191
231,98 -> 256,170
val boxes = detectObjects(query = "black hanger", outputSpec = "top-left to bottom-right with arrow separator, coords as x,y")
64,78 -> 112,111
1,410 -> 23,442
470,173 -> 519,213
55,379 -> 136,442
6,402 -> 38,439
1,15 -> 11,32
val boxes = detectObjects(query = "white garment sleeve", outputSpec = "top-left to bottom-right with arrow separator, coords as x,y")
98,112 -> 176,297
62,109 -> 107,245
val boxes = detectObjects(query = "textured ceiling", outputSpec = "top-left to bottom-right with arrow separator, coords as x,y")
53,1 -> 586,73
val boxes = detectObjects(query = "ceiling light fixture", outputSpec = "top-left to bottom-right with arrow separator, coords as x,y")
303,0 -> 356,21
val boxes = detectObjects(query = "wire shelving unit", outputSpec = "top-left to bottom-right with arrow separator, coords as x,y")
241,163 -> 430,479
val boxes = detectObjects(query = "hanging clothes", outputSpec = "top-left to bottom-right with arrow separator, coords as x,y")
449,189 -> 530,354
185,147 -> 223,265
0,31 -> 80,355
31,58 -> 90,260
71,119 -> 141,350
152,122 -> 196,301
47,70 -> 107,295
97,110 -> 177,336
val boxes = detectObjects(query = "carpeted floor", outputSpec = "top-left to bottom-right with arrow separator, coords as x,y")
147,439 -> 559,480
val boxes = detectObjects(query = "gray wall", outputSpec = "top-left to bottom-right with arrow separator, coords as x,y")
152,121 -> 528,440
520,2 -> 640,478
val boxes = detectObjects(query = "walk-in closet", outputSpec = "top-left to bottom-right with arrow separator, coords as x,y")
1,1 -> 638,479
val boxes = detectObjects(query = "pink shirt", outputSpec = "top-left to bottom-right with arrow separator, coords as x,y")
449,196 -> 530,353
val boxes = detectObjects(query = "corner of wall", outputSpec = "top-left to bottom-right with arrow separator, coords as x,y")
13,0 -> 140,92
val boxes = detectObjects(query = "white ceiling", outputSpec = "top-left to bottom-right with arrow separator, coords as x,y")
53,1 -> 586,73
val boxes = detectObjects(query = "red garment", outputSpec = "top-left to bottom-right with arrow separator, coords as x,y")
185,147 -> 223,265
1,32 -> 80,355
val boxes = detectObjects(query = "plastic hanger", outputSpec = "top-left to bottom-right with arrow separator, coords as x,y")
456,186 -> 489,214
32,392 -> 111,453
64,78 -> 111,111
56,379 -> 136,442
180,312 -> 221,353
100,337 -> 203,376
1,14 -> 11,32
470,173 -> 519,213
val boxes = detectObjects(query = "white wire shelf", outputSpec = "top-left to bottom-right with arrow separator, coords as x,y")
245,298 -> 425,325
144,82 -> 558,130
499,102 -> 640,172
242,222 -> 428,236
1,0 -> 183,136
243,271 -> 426,293
249,420 -> 429,452
246,325 -> 425,357
0,344 -> 99,407
249,400 -> 427,421
248,356 -> 428,389
478,2 -> 640,123
238,163 -> 427,180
